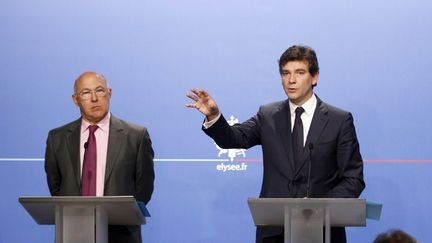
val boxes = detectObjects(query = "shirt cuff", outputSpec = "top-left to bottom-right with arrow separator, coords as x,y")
203,113 -> 221,129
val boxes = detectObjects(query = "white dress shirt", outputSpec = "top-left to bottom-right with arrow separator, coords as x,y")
289,94 -> 317,146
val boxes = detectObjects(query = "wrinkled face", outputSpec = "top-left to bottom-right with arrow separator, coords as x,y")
281,60 -> 318,106
72,73 -> 112,124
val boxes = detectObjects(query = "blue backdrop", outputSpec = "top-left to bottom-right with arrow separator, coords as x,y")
1,0 -> 431,242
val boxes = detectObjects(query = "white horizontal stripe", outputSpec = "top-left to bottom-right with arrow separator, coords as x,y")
0,158 -> 44,161
0,158 -> 230,162
156,159 -> 229,162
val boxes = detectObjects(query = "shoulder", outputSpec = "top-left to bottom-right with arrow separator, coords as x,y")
48,118 -> 81,136
259,99 -> 289,115
317,99 -> 354,124
321,101 -> 350,115
110,115 -> 149,134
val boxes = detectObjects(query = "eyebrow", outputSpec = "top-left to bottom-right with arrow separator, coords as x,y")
282,68 -> 307,73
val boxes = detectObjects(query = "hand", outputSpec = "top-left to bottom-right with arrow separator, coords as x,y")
186,88 -> 220,121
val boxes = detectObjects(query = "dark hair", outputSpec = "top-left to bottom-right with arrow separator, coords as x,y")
373,229 -> 417,243
278,45 -> 319,76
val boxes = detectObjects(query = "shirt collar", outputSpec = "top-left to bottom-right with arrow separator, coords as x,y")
81,112 -> 111,133
289,94 -> 317,116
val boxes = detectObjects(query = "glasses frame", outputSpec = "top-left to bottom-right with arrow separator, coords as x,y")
76,87 -> 108,100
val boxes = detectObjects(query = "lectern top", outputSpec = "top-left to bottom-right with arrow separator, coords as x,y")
247,198 -> 366,227
19,196 -> 146,225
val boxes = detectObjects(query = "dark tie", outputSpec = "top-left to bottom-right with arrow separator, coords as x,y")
292,107 -> 305,170
82,125 -> 98,196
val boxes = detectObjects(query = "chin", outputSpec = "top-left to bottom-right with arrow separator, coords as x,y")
287,95 -> 297,101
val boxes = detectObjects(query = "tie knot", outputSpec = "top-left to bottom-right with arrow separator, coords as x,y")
88,125 -> 98,134
295,107 -> 304,117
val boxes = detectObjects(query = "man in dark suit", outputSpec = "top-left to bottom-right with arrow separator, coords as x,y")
45,71 -> 155,243
186,45 -> 365,243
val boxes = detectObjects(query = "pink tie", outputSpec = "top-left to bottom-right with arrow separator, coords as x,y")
81,125 -> 98,196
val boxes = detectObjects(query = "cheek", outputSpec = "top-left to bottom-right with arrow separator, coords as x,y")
81,103 -> 93,112
102,99 -> 110,108
282,79 -> 289,88
301,81 -> 311,91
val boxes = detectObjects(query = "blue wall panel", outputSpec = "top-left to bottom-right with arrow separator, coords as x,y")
1,0 -> 431,242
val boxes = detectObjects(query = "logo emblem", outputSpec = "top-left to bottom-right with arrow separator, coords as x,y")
214,115 -> 248,172
215,115 -> 247,161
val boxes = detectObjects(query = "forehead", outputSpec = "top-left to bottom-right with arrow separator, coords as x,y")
281,60 -> 309,71
74,74 -> 107,91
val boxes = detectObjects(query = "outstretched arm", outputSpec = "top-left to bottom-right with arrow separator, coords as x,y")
187,88 -> 261,149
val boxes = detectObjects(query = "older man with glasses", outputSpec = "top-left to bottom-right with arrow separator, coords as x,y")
44,71 -> 155,243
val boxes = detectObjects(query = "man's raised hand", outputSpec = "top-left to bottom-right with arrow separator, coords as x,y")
186,88 -> 220,121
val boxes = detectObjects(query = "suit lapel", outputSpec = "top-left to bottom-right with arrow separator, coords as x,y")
66,119 -> 82,189
105,115 -> 126,184
294,98 -> 329,177
274,100 -> 296,177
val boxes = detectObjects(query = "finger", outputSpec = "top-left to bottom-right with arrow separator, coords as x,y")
186,93 -> 199,101
191,88 -> 209,98
185,103 -> 200,109
199,90 -> 209,97
190,88 -> 201,96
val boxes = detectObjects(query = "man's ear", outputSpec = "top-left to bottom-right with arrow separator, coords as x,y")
72,95 -> 79,106
312,73 -> 319,86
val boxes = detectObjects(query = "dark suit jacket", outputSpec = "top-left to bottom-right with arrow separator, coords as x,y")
204,97 -> 365,243
45,115 -> 155,243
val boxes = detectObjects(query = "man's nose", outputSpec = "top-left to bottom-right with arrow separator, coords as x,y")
90,91 -> 98,101
288,75 -> 296,83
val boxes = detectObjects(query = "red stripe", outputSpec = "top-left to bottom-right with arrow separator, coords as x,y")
364,160 -> 432,163
235,158 -> 263,162
234,159 -> 432,163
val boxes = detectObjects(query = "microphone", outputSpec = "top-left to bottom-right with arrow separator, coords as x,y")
84,142 -> 88,149
306,143 -> 314,198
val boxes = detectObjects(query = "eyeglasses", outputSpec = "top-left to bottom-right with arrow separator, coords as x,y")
76,87 -> 108,100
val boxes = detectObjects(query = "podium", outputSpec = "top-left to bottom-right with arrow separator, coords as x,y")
19,196 -> 147,243
248,198 -> 366,243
